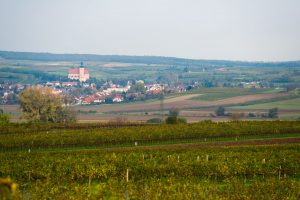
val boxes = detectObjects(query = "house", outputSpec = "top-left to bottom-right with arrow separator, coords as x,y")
81,95 -> 106,104
62,82 -> 78,87
81,95 -> 95,104
113,95 -> 124,102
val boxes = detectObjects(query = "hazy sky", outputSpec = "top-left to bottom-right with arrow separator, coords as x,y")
0,0 -> 299,61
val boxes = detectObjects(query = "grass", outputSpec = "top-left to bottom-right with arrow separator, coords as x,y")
231,97 -> 300,110
189,87 -> 273,101
279,113 -> 300,120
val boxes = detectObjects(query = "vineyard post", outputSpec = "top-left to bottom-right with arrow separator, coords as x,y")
125,190 -> 129,200
284,157 -> 286,178
177,155 -> 180,163
126,169 -> 129,182
278,165 -> 281,180
89,176 -> 91,187
206,155 -> 209,162
143,185 -> 147,200
197,156 -> 200,162
262,158 -> 266,179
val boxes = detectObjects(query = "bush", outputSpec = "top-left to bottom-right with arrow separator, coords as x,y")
177,117 -> 187,124
165,116 -> 187,124
215,106 -> 226,116
248,113 -> 256,118
268,108 -> 278,118
0,109 -> 10,125
147,118 -> 163,123
169,107 -> 180,117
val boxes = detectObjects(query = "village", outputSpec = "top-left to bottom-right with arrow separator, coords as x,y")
0,62 -> 277,105
0,63 -> 187,105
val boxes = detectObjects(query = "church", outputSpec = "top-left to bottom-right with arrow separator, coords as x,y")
68,62 -> 90,82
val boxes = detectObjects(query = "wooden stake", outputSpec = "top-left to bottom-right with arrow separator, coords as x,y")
278,165 -> 281,180
126,169 -> 129,182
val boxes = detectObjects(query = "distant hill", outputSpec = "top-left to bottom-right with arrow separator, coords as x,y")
0,50 -> 299,68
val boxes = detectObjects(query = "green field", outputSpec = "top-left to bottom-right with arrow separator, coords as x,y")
189,87 -> 275,101
231,97 -> 300,110
1,121 -> 300,199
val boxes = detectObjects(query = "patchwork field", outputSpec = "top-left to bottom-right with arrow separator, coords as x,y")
3,91 -> 298,122
76,93 -> 290,113
231,97 -> 300,110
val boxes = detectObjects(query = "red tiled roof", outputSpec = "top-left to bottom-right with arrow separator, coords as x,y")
68,68 -> 89,75
69,68 -> 79,74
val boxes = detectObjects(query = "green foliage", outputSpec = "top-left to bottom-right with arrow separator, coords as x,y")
0,121 -> 300,148
57,106 -> 77,124
215,106 -> 226,116
165,116 -> 178,124
177,117 -> 187,124
19,86 -> 77,123
0,177 -> 18,200
0,109 -> 10,125
147,118 -> 163,123
129,81 -> 146,93
165,116 -> 187,124
268,107 -> 279,118
248,113 -> 256,118
0,145 -> 299,199
169,107 -> 179,117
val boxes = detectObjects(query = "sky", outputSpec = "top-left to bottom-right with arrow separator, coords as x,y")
0,0 -> 299,61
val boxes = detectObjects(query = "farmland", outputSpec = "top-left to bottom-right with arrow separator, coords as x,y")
231,97 -> 300,110
0,121 -> 300,199
2,89 -> 299,122
1,54 -> 300,122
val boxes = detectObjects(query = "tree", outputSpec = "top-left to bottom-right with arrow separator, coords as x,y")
56,106 -> 77,123
165,116 -> 178,124
215,106 -> 226,116
0,109 -> 10,125
130,81 -> 146,93
19,86 -> 77,123
169,107 -> 179,117
268,108 -> 278,118
165,107 -> 186,124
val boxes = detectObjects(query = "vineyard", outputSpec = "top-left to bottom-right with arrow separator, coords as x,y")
1,121 -> 300,150
0,121 -> 300,199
